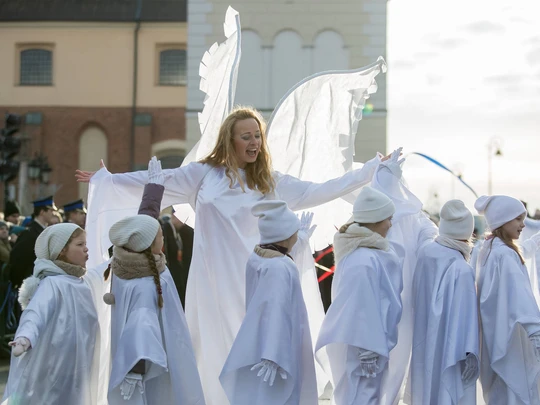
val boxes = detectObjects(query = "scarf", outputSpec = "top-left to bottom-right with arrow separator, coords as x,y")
254,245 -> 288,259
110,246 -> 166,280
435,235 -> 473,262
333,223 -> 389,265
18,259 -> 86,310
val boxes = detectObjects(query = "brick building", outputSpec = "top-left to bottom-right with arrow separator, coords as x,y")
0,0 -> 187,212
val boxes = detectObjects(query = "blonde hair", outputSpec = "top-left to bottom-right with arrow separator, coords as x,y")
484,227 -> 525,266
200,106 -> 275,195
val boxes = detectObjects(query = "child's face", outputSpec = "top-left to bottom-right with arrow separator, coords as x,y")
151,226 -> 164,255
0,226 -> 8,241
501,213 -> 526,240
63,232 -> 89,267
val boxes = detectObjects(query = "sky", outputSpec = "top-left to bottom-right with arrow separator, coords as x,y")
386,0 -> 540,214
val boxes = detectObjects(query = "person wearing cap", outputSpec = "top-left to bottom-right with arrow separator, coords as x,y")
105,157 -> 204,405
407,200 -> 479,405
8,196 -> 57,288
4,199 -> 21,225
64,199 -> 87,228
2,223 -> 99,405
220,201 -> 318,405
474,195 -> 540,405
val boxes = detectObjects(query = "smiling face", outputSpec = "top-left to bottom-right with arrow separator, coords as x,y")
232,118 -> 262,168
500,213 -> 526,240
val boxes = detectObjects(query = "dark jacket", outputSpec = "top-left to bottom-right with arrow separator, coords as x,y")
8,220 -> 45,287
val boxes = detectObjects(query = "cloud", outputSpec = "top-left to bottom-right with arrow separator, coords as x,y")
484,74 -> 525,86
431,38 -> 467,50
413,51 -> 439,62
427,75 -> 443,86
526,49 -> 540,66
462,21 -> 505,34
524,36 -> 540,46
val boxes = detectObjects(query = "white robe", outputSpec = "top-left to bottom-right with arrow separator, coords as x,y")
108,268 -> 205,405
2,268 -> 99,405
220,252 -> 318,405
520,218 -> 540,307
407,241 -> 479,405
315,243 -> 404,405
477,237 -> 540,405
87,157 -> 379,404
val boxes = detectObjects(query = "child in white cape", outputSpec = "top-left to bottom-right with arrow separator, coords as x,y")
2,223 -> 99,405
105,157 -> 205,405
219,200 -> 318,405
475,195 -> 540,405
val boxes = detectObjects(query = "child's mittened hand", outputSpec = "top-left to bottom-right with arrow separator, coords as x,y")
120,373 -> 144,400
9,337 -> 31,357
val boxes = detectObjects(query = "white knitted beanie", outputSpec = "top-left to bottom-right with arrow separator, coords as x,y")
109,215 -> 160,252
439,200 -> 474,240
474,195 -> 526,231
353,186 -> 395,224
252,200 -> 300,244
35,223 -> 81,260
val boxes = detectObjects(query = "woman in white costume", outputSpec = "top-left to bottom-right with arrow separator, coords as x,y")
76,107 -> 397,404
315,182 -> 404,405
475,195 -> 540,405
2,223 -> 99,405
105,157 -> 205,405
407,200 -> 479,405
220,202 -> 318,405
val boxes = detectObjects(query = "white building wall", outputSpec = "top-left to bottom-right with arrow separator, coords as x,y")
188,0 -> 387,161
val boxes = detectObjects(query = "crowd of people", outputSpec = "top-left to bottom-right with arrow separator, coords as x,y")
2,106 -> 540,405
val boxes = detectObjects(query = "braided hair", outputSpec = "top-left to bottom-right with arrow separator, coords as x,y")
143,247 -> 164,308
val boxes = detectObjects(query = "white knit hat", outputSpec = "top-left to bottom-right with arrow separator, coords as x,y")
439,200 -> 474,240
252,200 -> 300,244
35,223 -> 81,260
474,195 -> 526,231
353,186 -> 395,224
109,215 -> 160,252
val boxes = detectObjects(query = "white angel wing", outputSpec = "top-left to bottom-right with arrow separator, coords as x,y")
174,6 -> 241,224
267,57 -> 387,248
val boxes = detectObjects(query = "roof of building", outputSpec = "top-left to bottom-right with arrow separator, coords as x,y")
0,0 -> 186,22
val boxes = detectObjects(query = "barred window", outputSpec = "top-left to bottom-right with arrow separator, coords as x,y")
20,49 -> 53,86
159,49 -> 186,86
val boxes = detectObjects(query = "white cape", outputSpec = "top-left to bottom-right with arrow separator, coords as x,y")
220,252 -> 318,405
477,237 -> 540,405
316,244 -> 404,405
108,268 -> 205,405
87,157 -> 379,404
406,241 -> 479,405
2,271 -> 99,405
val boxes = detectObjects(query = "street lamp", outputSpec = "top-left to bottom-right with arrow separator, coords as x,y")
28,154 -> 52,184
487,137 -> 503,196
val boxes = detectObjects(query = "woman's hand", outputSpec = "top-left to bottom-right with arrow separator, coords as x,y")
381,147 -> 403,162
75,160 -> 106,183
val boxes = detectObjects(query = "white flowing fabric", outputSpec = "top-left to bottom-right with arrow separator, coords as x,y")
2,264 -> 99,405
367,162 -> 439,405
315,242 -> 404,405
520,217 -> 540,307
406,241 -> 479,405
220,252 -> 318,405
477,237 -> 540,405
87,157 -> 380,404
108,268 -> 205,405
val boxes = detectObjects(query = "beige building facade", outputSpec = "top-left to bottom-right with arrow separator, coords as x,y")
0,0 -> 187,211
187,0 -> 388,163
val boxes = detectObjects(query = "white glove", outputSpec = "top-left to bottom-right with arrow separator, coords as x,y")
120,372 -> 144,400
381,147 -> 405,178
9,337 -> 31,357
148,156 -> 164,185
357,349 -> 380,378
461,353 -> 478,383
298,211 -> 317,240
250,359 -> 288,386
530,333 -> 540,362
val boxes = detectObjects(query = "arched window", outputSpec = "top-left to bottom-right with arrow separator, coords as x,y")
152,140 -> 186,169
313,30 -> 349,73
159,49 -> 187,86
235,30 -> 265,108
20,48 -> 53,86
79,126 -> 108,199
271,30 -> 304,105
